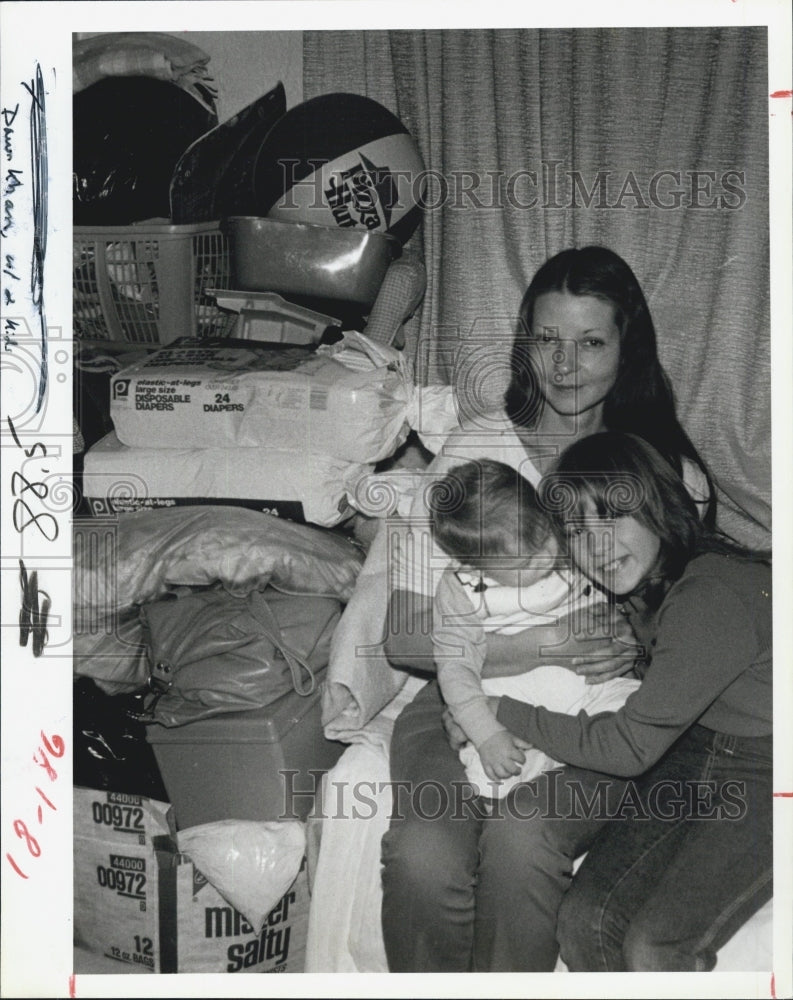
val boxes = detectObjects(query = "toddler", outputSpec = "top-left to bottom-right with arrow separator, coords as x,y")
429,459 -> 641,798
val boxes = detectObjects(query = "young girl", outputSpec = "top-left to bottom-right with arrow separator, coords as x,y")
428,458 -> 640,797
488,430 -> 771,971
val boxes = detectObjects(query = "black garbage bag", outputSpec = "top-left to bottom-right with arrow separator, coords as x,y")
73,76 -> 217,225
74,676 -> 170,800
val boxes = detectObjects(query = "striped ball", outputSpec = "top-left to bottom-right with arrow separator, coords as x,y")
254,92 -> 425,244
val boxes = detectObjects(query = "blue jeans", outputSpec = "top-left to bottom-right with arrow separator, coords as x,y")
380,680 -> 629,972
556,724 -> 773,971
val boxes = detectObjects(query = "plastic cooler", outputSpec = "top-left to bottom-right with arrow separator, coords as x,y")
145,684 -> 345,829
73,221 -> 236,345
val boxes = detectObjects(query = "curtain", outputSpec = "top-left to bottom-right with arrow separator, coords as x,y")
304,28 -> 770,548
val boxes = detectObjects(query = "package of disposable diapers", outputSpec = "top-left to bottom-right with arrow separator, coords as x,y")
82,430 -> 369,527
109,336 -> 413,463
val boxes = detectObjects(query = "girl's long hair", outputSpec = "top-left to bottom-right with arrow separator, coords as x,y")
504,245 -> 716,526
540,431 -> 768,591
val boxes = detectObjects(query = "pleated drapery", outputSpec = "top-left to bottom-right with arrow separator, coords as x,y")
304,28 -> 770,547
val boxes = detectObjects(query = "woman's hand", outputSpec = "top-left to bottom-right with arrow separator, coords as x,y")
569,604 -> 643,684
483,603 -> 642,684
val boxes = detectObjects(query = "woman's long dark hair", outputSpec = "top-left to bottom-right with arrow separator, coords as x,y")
504,246 -> 716,526
540,431 -> 768,593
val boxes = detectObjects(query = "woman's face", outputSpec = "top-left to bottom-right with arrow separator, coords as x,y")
529,291 -> 622,420
571,514 -> 661,595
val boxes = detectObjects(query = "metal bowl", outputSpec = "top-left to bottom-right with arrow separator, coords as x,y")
225,216 -> 402,308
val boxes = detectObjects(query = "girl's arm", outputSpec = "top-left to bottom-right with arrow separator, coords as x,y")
496,568 -> 763,776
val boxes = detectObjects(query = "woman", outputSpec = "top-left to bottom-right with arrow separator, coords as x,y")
503,430 -> 771,972
380,245 -> 715,972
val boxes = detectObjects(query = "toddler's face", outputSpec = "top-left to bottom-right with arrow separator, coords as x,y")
481,536 -> 559,589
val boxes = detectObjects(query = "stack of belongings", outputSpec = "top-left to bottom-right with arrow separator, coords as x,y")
72,499 -> 369,974
71,43 -> 443,975
73,331 -> 423,971
78,74 -> 440,527
81,330 -> 421,527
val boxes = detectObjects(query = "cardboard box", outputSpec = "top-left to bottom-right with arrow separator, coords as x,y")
73,788 -> 172,972
73,788 -> 310,974
74,787 -> 172,847
159,847 -> 310,974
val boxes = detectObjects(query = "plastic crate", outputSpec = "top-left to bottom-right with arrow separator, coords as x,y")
73,221 -> 236,345
146,684 -> 346,828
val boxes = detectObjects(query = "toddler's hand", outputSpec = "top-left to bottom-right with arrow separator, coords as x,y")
478,730 -> 527,781
442,707 -> 468,751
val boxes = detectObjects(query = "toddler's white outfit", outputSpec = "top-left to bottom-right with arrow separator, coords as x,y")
433,567 -> 641,798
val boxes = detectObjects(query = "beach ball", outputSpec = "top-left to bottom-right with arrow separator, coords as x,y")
253,92 -> 426,244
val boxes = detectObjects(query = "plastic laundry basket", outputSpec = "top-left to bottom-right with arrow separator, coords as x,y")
73,221 -> 236,345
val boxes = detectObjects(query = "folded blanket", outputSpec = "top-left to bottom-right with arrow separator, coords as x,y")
306,678 -> 425,973
304,744 -> 391,972
322,521 -> 412,746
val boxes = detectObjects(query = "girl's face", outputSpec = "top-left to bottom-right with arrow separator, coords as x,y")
529,291 -> 621,420
571,514 -> 661,595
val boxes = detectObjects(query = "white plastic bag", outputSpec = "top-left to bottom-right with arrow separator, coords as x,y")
406,383 -> 460,454
176,819 -> 306,934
